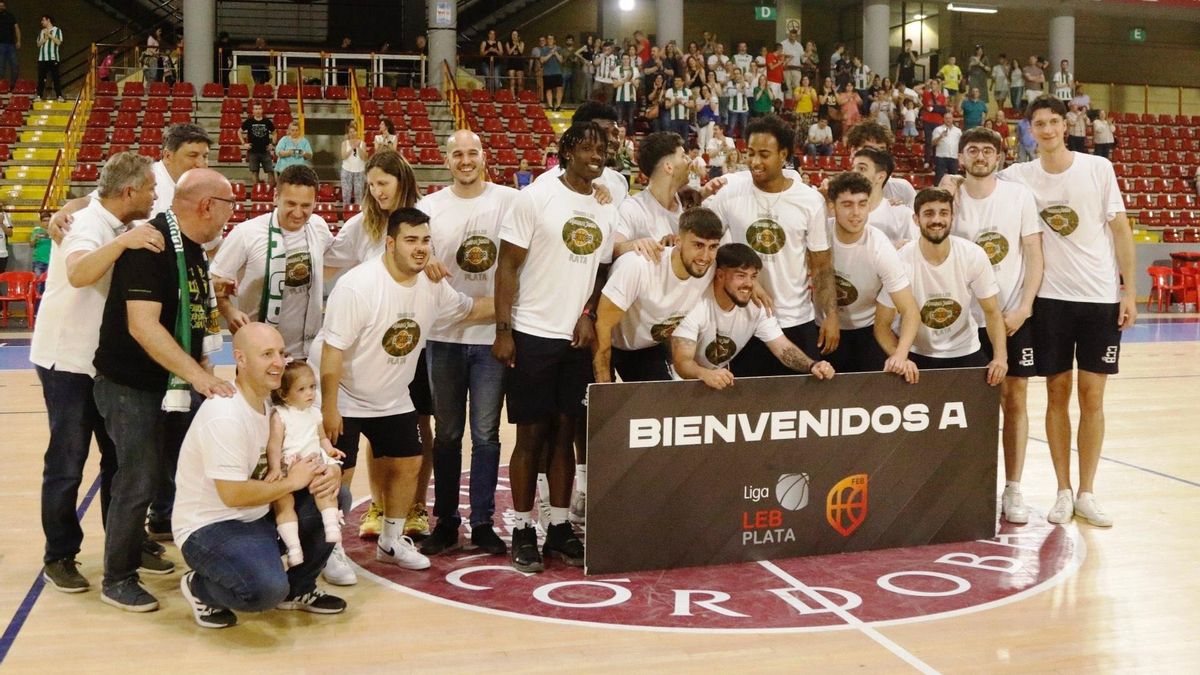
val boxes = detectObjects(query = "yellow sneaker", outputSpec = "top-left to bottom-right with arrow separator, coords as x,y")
358,502 -> 383,539
403,502 -> 430,538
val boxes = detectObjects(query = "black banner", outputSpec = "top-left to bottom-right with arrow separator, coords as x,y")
585,369 -> 1000,575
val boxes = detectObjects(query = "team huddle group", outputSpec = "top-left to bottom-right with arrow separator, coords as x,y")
30,91 -> 1135,629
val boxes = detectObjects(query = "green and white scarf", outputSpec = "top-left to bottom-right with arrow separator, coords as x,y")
257,212 -> 323,357
162,209 -> 223,412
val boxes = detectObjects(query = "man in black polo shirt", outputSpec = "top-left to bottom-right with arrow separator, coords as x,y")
239,102 -> 276,188
93,168 -> 238,613
0,2 -> 20,89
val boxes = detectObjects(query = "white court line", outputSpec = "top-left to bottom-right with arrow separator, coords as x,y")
757,560 -> 940,675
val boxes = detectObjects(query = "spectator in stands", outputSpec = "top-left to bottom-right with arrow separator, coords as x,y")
644,73 -> 665,132
781,29 -> 804,93
1008,58 -> 1024,111
805,117 -> 834,157
250,37 -> 270,85
274,121 -> 313,175
1091,109 -> 1115,159
505,31 -> 525,96
838,81 -> 862,134
696,85 -> 720,153
576,35 -> 595,101
732,42 -> 753,75
967,45 -> 989,100
960,87 -> 988,129
938,56 -> 963,106
921,78 -> 947,165
871,89 -> 896,130
641,44 -> 662,96
1065,103 -> 1089,153
1021,55 -> 1044,107
530,35 -> 546,102
894,38 -> 917,87
1052,59 -> 1073,102
31,211 -> 50,286
850,55 -> 872,103
725,69 -> 750,139
766,43 -> 788,102
991,54 -> 1009,109
561,34 -> 578,103
901,98 -> 919,139
932,110 -> 961,186
593,41 -> 618,103
543,142 -> 558,170
341,124 -> 366,205
1016,116 -> 1036,162
374,118 -> 397,154
613,54 -> 640,132
144,27 -> 162,83
480,29 -> 503,94
793,75 -> 818,132
706,123 -> 735,179
683,55 -> 704,91
829,43 -> 846,76
513,158 -> 533,189
240,102 -> 276,188
540,34 -> 564,111
664,74 -> 694,140
0,2 -> 19,89
35,14 -> 63,102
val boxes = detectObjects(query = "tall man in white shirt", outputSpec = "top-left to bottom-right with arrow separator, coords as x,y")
594,207 -> 722,383
317,207 -> 493,572
822,172 -> 919,380
781,28 -> 805,93
415,131 -> 518,557
31,152 -> 164,594
951,127 -> 1044,524
999,96 -> 1136,527
875,188 -> 1008,388
851,147 -> 918,247
932,110 -> 963,187
671,243 -> 835,389
493,122 -> 616,573
704,114 -> 838,375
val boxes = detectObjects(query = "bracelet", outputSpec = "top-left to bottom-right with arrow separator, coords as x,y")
581,308 -> 596,320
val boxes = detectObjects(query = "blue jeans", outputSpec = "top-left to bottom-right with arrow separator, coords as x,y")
149,390 -> 204,529
94,377 -> 165,586
181,490 -> 331,612
38,366 -> 115,563
0,43 -> 16,87
670,118 -> 691,142
427,341 -> 504,528
32,261 -> 48,293
726,111 -> 748,139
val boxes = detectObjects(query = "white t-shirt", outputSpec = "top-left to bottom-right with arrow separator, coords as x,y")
29,201 -> 127,376
868,199 -> 919,246
209,211 -> 333,357
935,125 -> 963,158
341,139 -> 366,173
884,176 -> 917,207
615,188 -> 682,243
602,247 -> 712,351
325,212 -> 386,268
826,226 -> 909,330
706,136 -> 735,168
674,288 -> 784,369
807,123 -> 833,145
417,182 -> 518,345
275,404 -> 334,464
880,237 -> 999,358
952,180 -> 1041,320
733,53 -> 753,73
172,388 -> 272,548
705,176 -> 830,328
314,257 -> 473,417
999,153 -> 1125,303
500,176 -> 616,340
533,165 -> 629,205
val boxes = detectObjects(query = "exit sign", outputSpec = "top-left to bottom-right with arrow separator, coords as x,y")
1129,27 -> 1146,43
755,5 -> 777,20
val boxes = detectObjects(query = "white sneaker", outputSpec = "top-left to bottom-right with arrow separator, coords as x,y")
376,535 -> 431,570
1047,489 -> 1074,524
569,490 -> 586,525
321,543 -> 358,586
1073,492 -> 1113,527
1001,488 -> 1030,524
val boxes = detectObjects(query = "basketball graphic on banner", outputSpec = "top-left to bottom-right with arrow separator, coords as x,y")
826,473 -> 869,536
775,473 -> 810,511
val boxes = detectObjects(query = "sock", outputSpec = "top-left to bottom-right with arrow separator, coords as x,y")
575,464 -> 587,493
550,506 -> 570,526
321,507 -> 342,543
337,485 -> 352,517
277,521 -> 301,554
382,517 -> 404,542
513,510 -> 534,529
1005,480 -> 1021,492
537,473 -> 550,500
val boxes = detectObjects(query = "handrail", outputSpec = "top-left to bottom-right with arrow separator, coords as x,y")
441,60 -> 471,132
296,67 -> 306,136
42,47 -> 97,214
348,69 -> 364,140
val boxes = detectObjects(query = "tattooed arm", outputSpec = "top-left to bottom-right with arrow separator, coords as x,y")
765,336 -> 835,379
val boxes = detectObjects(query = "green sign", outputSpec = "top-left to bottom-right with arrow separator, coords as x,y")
755,5 -> 777,21
1129,27 -> 1146,43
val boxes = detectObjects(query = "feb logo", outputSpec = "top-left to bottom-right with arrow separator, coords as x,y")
775,473 -> 810,511
1039,205 -> 1079,237
826,473 -> 868,536
381,318 -> 421,358
974,231 -> 1009,266
456,235 -> 497,273
561,216 -> 604,255
920,297 -> 962,330
746,219 -> 786,255
834,272 -> 858,307
705,334 -> 737,366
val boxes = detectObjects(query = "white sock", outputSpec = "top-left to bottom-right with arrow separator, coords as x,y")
382,516 -> 404,542
513,510 -> 534,529
537,473 -> 550,500
550,506 -> 570,526
321,507 -> 342,543
575,465 -> 587,493
1005,481 -> 1021,492
277,521 -> 301,553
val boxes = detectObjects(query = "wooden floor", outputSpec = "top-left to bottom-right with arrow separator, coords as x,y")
1,326 -> 1199,673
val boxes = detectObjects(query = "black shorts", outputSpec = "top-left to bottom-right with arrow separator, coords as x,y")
909,349 -> 988,370
978,320 -> 1037,378
505,330 -> 593,424
1032,297 -> 1122,376
824,325 -> 886,374
543,74 -> 563,89
333,411 -> 423,469
731,321 -> 820,378
247,151 -> 274,174
410,350 -> 433,416
612,345 -> 671,383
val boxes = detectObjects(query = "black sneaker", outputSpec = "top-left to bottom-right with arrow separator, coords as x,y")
146,519 -> 173,542
543,522 -> 584,567
42,558 -> 89,593
139,548 -> 175,575
142,538 -> 167,557
276,588 -> 347,614
101,578 -> 159,612
510,525 -> 544,573
470,523 -> 507,555
419,521 -> 461,556
180,571 -> 237,628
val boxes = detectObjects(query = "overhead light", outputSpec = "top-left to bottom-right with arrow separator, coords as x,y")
912,13 -> 927,19
947,3 -> 998,13
619,0 -> 635,11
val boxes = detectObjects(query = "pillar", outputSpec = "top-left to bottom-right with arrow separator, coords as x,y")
1048,10 -> 1075,79
776,0 -> 803,44
427,0 -> 457,88
183,0 -> 216,86
656,0 -> 683,49
862,0 -> 889,81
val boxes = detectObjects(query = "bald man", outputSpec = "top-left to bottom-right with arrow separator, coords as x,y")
175,323 -> 345,628
93,168 -> 238,613
416,130 -> 516,556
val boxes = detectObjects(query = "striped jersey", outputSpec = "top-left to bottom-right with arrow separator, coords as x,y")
594,53 -> 619,84
725,82 -> 750,113
39,26 -> 62,62
666,87 -> 692,120
614,66 -> 639,102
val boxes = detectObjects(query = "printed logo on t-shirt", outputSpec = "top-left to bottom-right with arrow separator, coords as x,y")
456,235 -> 498,274
561,216 -> 604,259
974,231 -> 1009,266
285,250 -> 313,288
1039,205 -> 1079,237
381,318 -> 421,358
834,272 -> 859,307
650,314 -> 687,343
920,297 -> 962,330
746,218 -> 786,255
705,333 -> 738,366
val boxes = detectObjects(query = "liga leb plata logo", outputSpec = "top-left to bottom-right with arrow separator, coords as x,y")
775,472 -> 811,511
561,216 -> 604,256
826,473 -> 868,537
834,272 -> 859,307
920,297 -> 962,330
456,235 -> 497,273
974,231 -> 1009,266
381,318 -> 421,357
1039,205 -> 1079,237
746,218 -> 786,255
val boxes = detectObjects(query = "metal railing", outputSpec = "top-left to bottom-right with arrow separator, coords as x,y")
226,49 -> 425,89
348,69 -> 364,139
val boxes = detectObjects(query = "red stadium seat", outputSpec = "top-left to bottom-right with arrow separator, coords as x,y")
494,90 -> 515,103
268,99 -> 291,114
410,116 -> 432,131
78,145 -> 103,162
415,131 -> 437,147
277,84 -> 298,99
372,86 -> 394,100
482,118 -> 504,134
273,114 -> 292,129
139,145 -> 162,160
317,183 -> 336,202
114,112 -> 139,128
227,83 -> 250,98
112,128 -> 135,145
96,80 -> 119,96
7,95 -> 29,111
518,90 -> 538,104
325,86 -> 347,100
342,203 -> 362,220
12,79 -> 34,94
251,183 -> 275,201
508,118 -> 529,133
532,118 -> 553,134
253,84 -> 274,99
145,97 -> 168,112
173,82 -> 195,97
71,163 -> 100,182
0,129 -> 17,143
360,100 -> 380,115
302,85 -> 321,99
419,147 -> 442,164
220,113 -> 241,129
218,145 -> 242,163
148,81 -> 170,97
83,128 -> 106,144
514,134 -> 536,150
140,127 -> 163,146
169,112 -> 191,125
221,98 -> 243,113
202,82 -> 225,97
93,95 -> 115,111
107,144 -> 130,159
489,133 -> 512,149
171,98 -> 193,112
522,148 -> 542,164
231,181 -> 247,200
123,81 -> 145,97
476,103 -> 497,118
383,101 -> 405,117
500,103 -> 521,120
470,89 -> 492,103
118,97 -> 141,112
395,87 -> 417,101
407,101 -> 428,116
494,148 -> 519,166
419,88 -> 441,102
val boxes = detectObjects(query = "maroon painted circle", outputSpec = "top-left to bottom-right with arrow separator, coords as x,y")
344,468 -> 1081,632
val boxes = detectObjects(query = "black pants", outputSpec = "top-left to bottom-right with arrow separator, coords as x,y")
37,60 -> 62,99
1067,135 -> 1087,153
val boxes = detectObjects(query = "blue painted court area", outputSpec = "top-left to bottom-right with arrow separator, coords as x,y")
0,339 -> 236,371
